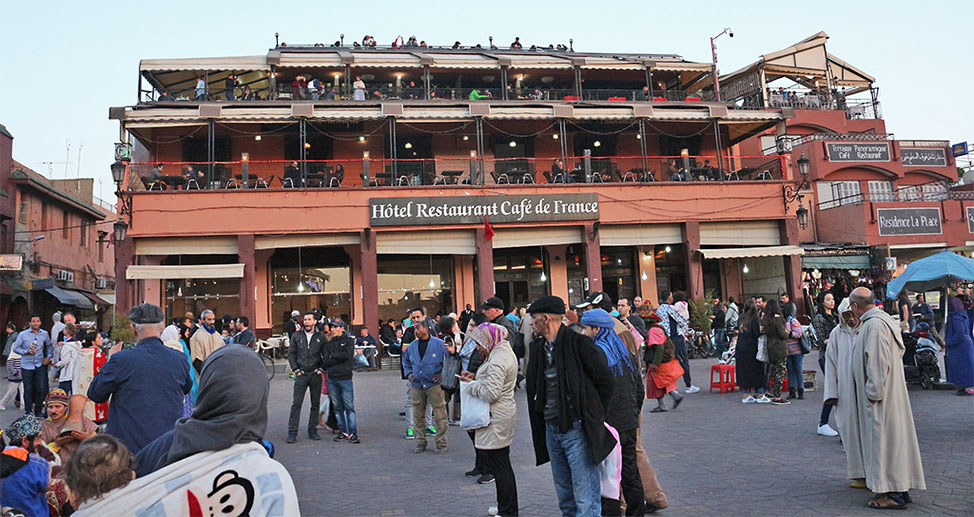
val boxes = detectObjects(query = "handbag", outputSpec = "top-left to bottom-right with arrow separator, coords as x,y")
598,423 -> 622,499
756,335 -> 768,363
800,324 -> 815,355
459,381 -> 491,430
440,352 -> 461,389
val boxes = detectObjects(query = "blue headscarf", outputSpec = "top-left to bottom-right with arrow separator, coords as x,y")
580,308 -> 634,376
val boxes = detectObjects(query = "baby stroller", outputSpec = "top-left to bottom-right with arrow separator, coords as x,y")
902,323 -> 942,390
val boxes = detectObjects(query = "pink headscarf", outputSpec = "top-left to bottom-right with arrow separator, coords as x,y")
647,326 -> 667,346
473,322 -> 509,352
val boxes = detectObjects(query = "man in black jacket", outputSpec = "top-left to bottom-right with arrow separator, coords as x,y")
286,312 -> 326,443
525,295 -> 615,517
321,319 -> 360,444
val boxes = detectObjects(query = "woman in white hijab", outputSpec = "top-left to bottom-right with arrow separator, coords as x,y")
823,298 -> 865,488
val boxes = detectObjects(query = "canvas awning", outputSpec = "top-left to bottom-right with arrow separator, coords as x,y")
126,264 -> 245,280
698,245 -> 804,260
139,56 -> 269,72
80,291 -> 114,308
801,254 -> 870,269
430,54 -> 499,69
44,287 -> 94,309
505,55 -> 573,69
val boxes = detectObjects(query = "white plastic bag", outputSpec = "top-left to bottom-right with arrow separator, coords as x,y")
756,335 -> 768,363
459,380 -> 490,430
599,423 -> 622,499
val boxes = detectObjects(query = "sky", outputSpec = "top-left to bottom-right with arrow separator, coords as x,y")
1,1 -> 971,199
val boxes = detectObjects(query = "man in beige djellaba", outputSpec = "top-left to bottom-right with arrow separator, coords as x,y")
823,298 -> 865,488
847,287 -> 925,510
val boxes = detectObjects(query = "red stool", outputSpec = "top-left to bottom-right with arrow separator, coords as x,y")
710,364 -> 737,393
768,374 -> 789,392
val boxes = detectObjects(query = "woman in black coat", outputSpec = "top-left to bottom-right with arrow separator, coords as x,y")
735,300 -> 769,403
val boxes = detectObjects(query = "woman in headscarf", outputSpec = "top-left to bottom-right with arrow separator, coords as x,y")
944,296 -> 974,395
176,323 -> 199,417
458,323 -> 519,517
134,343 -> 269,477
579,308 -> 646,516
823,298 -> 866,489
644,322 -> 685,412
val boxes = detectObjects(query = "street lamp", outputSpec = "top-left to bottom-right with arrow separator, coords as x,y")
710,27 -> 733,102
796,198 -> 810,229
783,151 -> 812,227
110,160 -> 127,189
113,220 -> 128,243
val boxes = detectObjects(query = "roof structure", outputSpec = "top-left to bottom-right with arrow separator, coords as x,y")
10,162 -> 107,220
721,32 -> 875,95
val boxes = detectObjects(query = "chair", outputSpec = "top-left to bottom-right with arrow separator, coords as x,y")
563,95 -> 580,101
621,170 -> 637,183
639,170 -> 657,182
724,170 -> 741,181
686,97 -> 703,102
756,170 -> 773,180
140,177 -> 165,191
328,176 -> 342,187
185,178 -> 201,190
652,97 -> 668,102
710,364 -> 738,394
607,96 -> 627,102
518,172 -> 535,184
492,171 -> 510,184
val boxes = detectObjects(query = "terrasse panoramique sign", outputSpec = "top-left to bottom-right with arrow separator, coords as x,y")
369,194 -> 600,226
826,142 -> 891,162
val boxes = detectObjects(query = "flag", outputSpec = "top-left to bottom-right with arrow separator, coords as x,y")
484,217 -> 494,240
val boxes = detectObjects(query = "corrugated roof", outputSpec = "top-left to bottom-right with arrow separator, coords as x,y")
10,163 -> 107,220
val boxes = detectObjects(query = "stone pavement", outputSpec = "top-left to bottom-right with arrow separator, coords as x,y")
1,357 -> 970,516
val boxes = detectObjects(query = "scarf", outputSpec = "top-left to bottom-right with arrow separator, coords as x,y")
160,344 -> 268,468
472,322 -> 508,352
200,323 -> 216,334
580,309 -> 634,376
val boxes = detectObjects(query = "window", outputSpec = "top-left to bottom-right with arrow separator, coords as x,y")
899,185 -> 920,201
922,182 -> 948,201
830,181 -> 862,207
98,235 -> 104,262
868,181 -> 894,202
80,220 -> 90,247
62,211 -> 69,239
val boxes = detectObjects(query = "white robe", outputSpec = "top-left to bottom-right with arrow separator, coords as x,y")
851,307 -> 926,493
824,321 -> 865,480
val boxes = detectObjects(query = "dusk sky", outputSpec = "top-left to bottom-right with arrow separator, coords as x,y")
2,1 -> 970,199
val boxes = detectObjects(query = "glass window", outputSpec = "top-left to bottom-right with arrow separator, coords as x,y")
493,248 -> 547,312
270,248 -> 351,334
378,256 -> 454,323
921,182 -> 948,201
868,180 -> 894,202
166,278 -> 240,324
566,245 -> 586,308
654,244 -> 686,299
831,181 -> 862,206
601,247 -> 637,304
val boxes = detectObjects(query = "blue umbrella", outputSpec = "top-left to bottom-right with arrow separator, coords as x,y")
886,250 -> 974,298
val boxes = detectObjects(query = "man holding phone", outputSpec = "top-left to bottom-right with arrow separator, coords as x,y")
13,314 -> 52,417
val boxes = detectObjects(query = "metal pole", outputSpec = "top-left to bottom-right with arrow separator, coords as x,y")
207,119 -> 215,183
390,118 -> 398,179
711,37 -> 721,102
424,65 -> 431,100
583,149 -> 592,183
476,118 -> 485,185
713,119 -> 723,178
559,119 -> 568,165
299,118 -> 307,184
638,119 -> 648,173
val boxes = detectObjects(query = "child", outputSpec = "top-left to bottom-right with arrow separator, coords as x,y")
54,324 -> 81,395
644,325 -> 685,412
64,434 -> 134,511
0,414 -> 50,517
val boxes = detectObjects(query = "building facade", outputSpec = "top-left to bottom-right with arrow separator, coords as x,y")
112,41 -> 814,338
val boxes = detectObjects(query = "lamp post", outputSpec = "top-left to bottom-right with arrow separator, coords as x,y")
710,27 -> 733,102
783,151 -> 812,229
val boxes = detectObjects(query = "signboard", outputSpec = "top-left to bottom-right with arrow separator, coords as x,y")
825,142 -> 891,162
369,194 -> 600,226
901,147 -> 947,167
876,208 -> 942,236
967,206 -> 974,234
885,256 -> 897,271
0,255 -> 23,272
953,141 -> 969,157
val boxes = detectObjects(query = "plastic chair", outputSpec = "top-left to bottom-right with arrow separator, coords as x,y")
710,364 -> 738,393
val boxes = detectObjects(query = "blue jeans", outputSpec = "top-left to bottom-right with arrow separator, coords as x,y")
786,354 -> 804,391
327,378 -> 357,435
546,422 -> 601,517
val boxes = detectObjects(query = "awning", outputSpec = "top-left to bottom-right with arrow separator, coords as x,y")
1,274 -> 28,292
136,236 -> 239,255
505,55 -> 573,70
430,54 -> 499,69
126,264 -> 245,280
698,245 -> 805,260
801,255 -> 870,269
44,287 -> 94,309
139,56 -> 269,72
80,291 -> 114,308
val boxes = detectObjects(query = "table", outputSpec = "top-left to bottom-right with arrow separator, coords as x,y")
158,175 -> 188,190
435,170 -> 464,184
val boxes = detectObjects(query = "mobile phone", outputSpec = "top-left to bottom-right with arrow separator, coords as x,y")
455,374 -> 463,378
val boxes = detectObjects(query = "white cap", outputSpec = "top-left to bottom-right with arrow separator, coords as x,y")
291,310 -> 301,317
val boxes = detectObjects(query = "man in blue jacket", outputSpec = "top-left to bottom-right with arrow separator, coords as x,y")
402,319 -> 448,454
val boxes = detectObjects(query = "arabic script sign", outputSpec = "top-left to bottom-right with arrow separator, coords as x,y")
877,208 -> 942,236
369,194 -> 600,226
901,147 -> 947,167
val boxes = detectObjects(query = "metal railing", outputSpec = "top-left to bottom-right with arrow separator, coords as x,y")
819,181 -> 951,210
124,154 -> 785,192
141,85 -> 715,104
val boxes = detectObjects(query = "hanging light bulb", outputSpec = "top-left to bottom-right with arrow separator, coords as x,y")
298,281 -> 305,292
641,271 -> 648,281
743,264 -> 750,274
540,271 -> 547,282
665,246 -> 672,253
429,278 -> 435,288
177,286 -> 183,297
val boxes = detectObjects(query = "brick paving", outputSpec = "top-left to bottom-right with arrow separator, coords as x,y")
3,357 -> 970,516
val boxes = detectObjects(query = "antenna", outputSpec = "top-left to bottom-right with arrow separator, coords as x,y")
77,143 -> 83,178
64,140 -> 70,179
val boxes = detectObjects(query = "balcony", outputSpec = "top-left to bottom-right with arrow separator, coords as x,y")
125,154 -> 786,192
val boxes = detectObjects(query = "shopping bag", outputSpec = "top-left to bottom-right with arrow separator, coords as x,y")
440,353 -> 461,389
459,380 -> 490,430
598,423 -> 622,499
756,335 -> 768,363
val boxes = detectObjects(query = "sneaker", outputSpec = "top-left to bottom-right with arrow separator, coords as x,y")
770,398 -> 791,405
817,424 -> 839,437
754,396 -> 771,404
286,433 -> 297,444
398,411 -> 406,419
465,468 -> 482,478
413,444 -> 426,454
308,430 -> 322,441
685,385 -> 700,394
347,434 -> 361,444
448,419 -> 460,426
488,506 -> 499,516
405,427 -> 415,440
0,405 -> 5,411
427,426 -> 437,435
434,445 -> 448,454
478,473 -> 495,484
742,395 -> 756,404
333,433 -> 347,442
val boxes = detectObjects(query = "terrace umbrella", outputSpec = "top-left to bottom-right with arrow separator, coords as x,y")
886,250 -> 974,298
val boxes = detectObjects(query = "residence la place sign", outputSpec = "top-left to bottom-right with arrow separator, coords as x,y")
369,194 -> 600,226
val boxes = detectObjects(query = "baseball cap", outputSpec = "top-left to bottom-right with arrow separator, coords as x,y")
481,297 -> 504,311
330,318 -> 346,328
291,310 -> 301,317
575,291 -> 612,311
